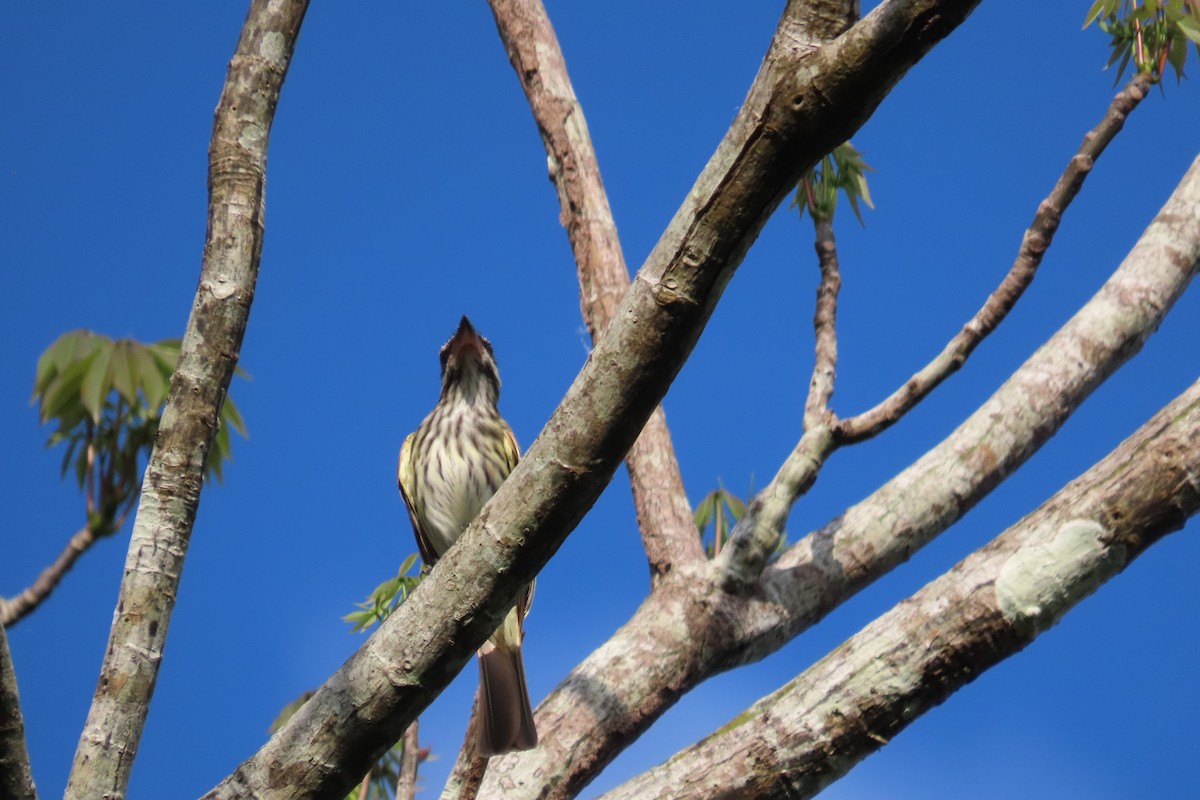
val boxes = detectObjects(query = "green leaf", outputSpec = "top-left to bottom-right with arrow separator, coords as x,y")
221,396 -> 249,438
39,354 -> 94,423
59,435 -> 81,481
110,341 -> 137,405
693,491 -> 715,532
130,344 -> 168,411
80,343 -> 114,423
148,340 -> 181,377
1084,0 -> 1110,28
1178,14 -> 1200,45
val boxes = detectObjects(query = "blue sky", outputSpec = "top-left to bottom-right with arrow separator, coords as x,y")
2,2 -> 1198,798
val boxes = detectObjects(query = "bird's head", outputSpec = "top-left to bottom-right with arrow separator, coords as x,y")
439,316 -> 501,406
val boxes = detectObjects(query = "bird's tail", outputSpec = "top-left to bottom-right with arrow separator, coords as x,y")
476,606 -> 537,757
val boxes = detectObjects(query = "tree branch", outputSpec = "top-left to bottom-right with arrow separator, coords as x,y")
477,152 -> 1200,799
203,2 -> 981,799
0,526 -> 95,627
601,378 -> 1200,800
486,0 -> 701,577
803,218 -> 841,430
62,3 -> 310,798
441,699 -> 487,800
0,624 -> 36,800
714,69 -> 1158,588
396,721 -> 420,800
836,71 -> 1154,443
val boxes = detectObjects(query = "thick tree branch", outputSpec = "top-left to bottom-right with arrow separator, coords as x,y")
602,379 -> 1200,800
0,526 -> 94,627
836,71 -> 1154,442
486,0 -> 701,577
204,3 -> 981,799
63,3 -> 309,798
478,153 -> 1200,799
0,624 -> 36,800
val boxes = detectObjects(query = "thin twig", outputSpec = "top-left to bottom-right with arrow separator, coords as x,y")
0,623 -> 37,800
485,0 -> 701,578
836,72 -> 1154,443
1,527 -> 96,627
804,217 -> 841,430
713,215 -> 845,587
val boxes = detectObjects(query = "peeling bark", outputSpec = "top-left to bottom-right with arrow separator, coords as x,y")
63,2 -> 309,798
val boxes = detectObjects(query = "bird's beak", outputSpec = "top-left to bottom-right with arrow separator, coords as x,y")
447,315 -> 485,360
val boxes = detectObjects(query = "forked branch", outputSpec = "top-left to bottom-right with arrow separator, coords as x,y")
717,70 -> 1157,586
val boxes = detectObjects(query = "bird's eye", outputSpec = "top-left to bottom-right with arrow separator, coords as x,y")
439,343 -> 451,369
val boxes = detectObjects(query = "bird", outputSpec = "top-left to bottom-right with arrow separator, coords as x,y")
397,315 -> 537,757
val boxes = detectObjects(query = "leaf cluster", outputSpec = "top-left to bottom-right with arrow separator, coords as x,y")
694,486 -> 747,558
32,330 -> 247,535
343,553 -> 424,632
1085,0 -> 1200,83
793,141 -> 875,225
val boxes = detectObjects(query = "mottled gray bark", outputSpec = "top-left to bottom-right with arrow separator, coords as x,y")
0,624 -> 36,800
63,2 -> 309,798
601,379 -> 1200,800
202,2 -> 981,799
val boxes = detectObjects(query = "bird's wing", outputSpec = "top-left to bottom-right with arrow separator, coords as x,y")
498,424 -> 535,625
398,431 -> 439,567
501,423 -> 521,472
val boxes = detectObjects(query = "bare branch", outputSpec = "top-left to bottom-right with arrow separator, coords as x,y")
602,378 -> 1200,800
804,219 -> 842,428
396,721 -> 420,800
485,0 -> 701,576
441,700 -> 487,800
0,624 -> 36,800
0,526 -> 95,627
479,153 -> 1200,799
62,3 -> 310,798
836,71 -> 1154,443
